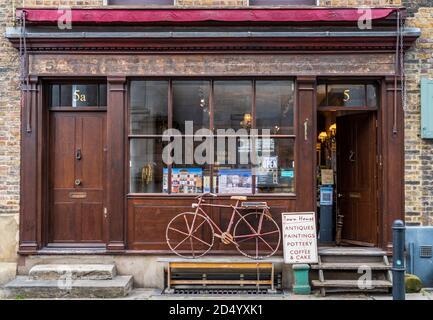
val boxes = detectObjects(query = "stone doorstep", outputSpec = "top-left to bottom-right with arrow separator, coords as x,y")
29,264 -> 117,280
0,263 -> 17,286
4,276 -> 133,299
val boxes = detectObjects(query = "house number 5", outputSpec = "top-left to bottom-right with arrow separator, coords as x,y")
343,89 -> 350,102
73,89 -> 87,102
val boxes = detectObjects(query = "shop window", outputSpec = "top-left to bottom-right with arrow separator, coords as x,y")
128,79 -> 295,195
250,0 -> 317,5
50,82 -> 107,108
317,82 -> 379,108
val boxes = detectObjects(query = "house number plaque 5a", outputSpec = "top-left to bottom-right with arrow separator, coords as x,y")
73,89 -> 87,102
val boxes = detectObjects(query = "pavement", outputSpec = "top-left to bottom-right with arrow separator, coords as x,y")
1,287 -> 432,300
121,288 -> 433,300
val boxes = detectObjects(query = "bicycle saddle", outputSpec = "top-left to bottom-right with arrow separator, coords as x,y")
241,202 -> 269,208
230,196 -> 247,201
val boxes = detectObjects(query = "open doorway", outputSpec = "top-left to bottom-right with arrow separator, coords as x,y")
316,110 -> 378,247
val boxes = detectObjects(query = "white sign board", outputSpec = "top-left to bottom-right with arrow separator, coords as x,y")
281,212 -> 318,264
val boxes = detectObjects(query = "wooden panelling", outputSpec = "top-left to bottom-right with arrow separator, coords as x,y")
19,76 -> 40,253
107,76 -> 127,252
127,196 -> 295,253
381,77 -> 404,250
296,77 -> 316,212
30,54 -> 397,77
49,112 -> 107,244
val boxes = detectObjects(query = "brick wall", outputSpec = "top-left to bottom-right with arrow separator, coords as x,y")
404,6 -> 433,226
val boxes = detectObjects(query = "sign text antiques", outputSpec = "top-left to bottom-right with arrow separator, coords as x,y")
281,212 -> 318,264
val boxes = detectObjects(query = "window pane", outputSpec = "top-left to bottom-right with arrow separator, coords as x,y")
173,81 -> 210,134
213,137 -> 252,194
130,81 -> 168,135
317,84 -> 327,107
256,80 -> 295,135
214,81 -> 252,131
99,84 -> 107,106
255,138 -> 295,194
50,83 -> 106,107
51,84 -> 60,107
367,84 -> 379,108
129,139 -> 167,193
327,84 -> 365,107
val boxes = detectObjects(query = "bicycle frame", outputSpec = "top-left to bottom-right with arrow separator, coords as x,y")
192,197 -> 267,246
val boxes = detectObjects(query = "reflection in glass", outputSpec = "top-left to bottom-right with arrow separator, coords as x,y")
256,80 -> 295,135
130,81 -> 168,135
214,81 -> 252,130
173,81 -> 210,134
254,139 -> 295,194
367,84 -> 379,108
129,139 -> 166,193
317,84 -> 327,107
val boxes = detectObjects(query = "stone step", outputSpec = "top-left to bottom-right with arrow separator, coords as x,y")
29,264 -> 116,280
311,279 -> 392,289
318,248 -> 386,257
4,275 -> 133,299
311,263 -> 391,270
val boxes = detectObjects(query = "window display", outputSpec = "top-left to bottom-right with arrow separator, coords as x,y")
163,168 -> 204,194
128,79 -> 296,194
217,169 -> 252,194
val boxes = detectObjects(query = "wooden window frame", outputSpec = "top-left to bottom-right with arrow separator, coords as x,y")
317,80 -> 380,111
127,77 -> 297,196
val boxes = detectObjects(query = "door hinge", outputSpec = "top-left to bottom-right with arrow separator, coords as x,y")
103,207 -> 108,219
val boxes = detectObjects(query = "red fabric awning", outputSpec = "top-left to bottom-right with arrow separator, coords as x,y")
17,8 -> 402,25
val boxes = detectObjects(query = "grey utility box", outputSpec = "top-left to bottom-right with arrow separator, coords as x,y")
405,226 -> 433,287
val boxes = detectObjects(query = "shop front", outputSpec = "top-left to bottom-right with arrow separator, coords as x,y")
6,7 -> 419,287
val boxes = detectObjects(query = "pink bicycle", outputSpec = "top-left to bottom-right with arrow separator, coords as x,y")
166,193 -> 281,259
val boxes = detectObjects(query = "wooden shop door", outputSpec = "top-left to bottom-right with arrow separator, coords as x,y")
336,112 -> 378,246
48,112 -> 107,245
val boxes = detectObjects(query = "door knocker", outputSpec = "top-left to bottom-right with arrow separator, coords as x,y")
349,150 -> 356,162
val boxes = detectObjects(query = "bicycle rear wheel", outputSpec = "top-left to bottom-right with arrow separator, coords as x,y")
166,212 -> 214,258
233,211 -> 281,259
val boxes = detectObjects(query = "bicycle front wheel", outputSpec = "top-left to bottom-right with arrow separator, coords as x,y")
233,211 -> 281,259
166,212 -> 214,259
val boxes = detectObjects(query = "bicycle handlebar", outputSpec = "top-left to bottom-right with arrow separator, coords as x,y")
195,193 -> 217,199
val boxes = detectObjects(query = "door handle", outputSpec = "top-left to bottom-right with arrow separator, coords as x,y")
304,118 -> 309,141
75,179 -> 82,186
76,149 -> 82,160
337,193 -> 343,198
